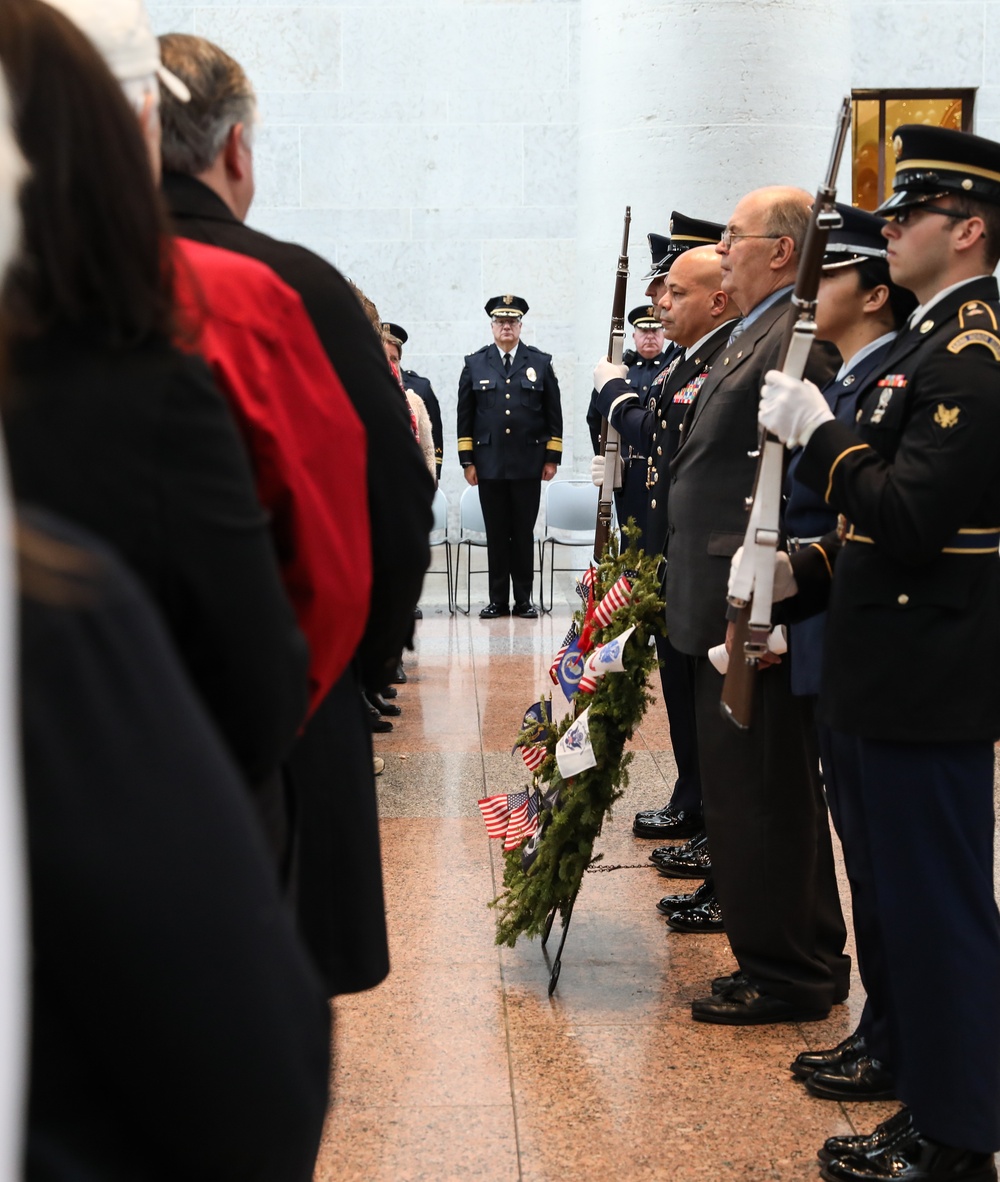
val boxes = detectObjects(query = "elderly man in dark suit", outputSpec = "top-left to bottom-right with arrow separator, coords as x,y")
158,33 -> 434,998
457,296 -> 563,619
664,187 -> 848,1024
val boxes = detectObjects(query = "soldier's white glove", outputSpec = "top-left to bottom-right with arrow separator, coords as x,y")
728,546 -> 798,602
759,370 -> 833,448
593,358 -> 628,394
590,454 -> 605,487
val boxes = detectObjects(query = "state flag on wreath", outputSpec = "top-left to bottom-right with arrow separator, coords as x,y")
513,700 -> 551,773
555,705 -> 598,779
579,625 -> 636,693
550,636 -> 589,701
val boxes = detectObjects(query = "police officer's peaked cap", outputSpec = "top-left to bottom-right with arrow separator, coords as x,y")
381,322 -> 408,345
643,213 -> 725,279
877,124 -> 1000,214
485,294 -> 529,318
822,203 -> 888,268
628,305 -> 663,329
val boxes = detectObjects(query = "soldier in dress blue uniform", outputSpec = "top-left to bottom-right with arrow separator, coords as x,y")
382,322 -> 443,482
758,126 -> 1000,1182
457,295 -> 562,619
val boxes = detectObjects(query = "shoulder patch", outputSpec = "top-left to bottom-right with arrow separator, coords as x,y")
958,300 -> 999,331
946,328 -> 1000,360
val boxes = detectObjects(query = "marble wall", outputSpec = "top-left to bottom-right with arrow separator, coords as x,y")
146,0 -> 1000,526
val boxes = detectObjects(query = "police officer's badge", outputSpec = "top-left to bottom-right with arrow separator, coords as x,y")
526,367 -> 537,382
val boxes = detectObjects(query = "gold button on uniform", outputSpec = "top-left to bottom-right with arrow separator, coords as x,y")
650,499 -> 657,509
505,428 -> 511,435
505,409 -> 511,415
897,594 -> 910,606
506,393 -> 510,399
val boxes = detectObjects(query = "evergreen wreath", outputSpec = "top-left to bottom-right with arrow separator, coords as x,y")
491,529 -> 665,947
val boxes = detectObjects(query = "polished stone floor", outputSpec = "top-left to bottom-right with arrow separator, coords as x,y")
314,568 -> 1000,1182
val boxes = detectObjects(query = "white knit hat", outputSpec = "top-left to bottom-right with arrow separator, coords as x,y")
42,0 -> 190,101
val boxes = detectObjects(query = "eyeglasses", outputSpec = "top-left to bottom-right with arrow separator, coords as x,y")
720,230 -> 782,250
892,205 -> 971,228
491,316 -> 521,325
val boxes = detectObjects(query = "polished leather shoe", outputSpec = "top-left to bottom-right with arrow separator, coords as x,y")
791,1030 -> 867,1080
652,832 -> 711,879
820,1125 -> 997,1181
656,878 -> 715,915
819,1109 -> 914,1166
512,601 -> 538,619
691,979 -> 829,1026
633,804 -> 704,840
479,602 -> 509,619
380,684 -> 398,699
369,714 -> 393,733
665,897 -> 724,933
371,693 -> 402,717
806,1052 -> 895,1102
711,969 -> 748,995
392,663 -> 407,684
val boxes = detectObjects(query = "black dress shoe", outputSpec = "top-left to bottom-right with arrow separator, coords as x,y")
392,663 -> 407,684
806,1052 -> 895,1102
791,1030 -> 867,1080
652,832 -> 711,879
380,685 -> 398,699
819,1109 -> 914,1166
512,601 -> 538,619
665,897 -> 724,932
656,878 -> 714,915
371,693 -> 401,717
633,804 -> 704,840
691,979 -> 829,1026
820,1125 -> 997,1181
370,715 -> 393,733
413,607 -> 423,620
479,602 -> 509,619
711,969 -> 748,995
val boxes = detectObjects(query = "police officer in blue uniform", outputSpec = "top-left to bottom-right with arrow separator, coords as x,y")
457,296 -> 562,618
759,126 -> 1000,1182
382,322 -> 444,482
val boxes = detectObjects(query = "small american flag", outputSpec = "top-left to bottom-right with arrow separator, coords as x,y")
478,791 -> 527,840
503,791 -> 539,850
521,744 -> 547,772
576,566 -> 598,602
593,575 -> 633,628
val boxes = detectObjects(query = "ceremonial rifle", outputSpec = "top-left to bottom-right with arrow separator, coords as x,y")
594,206 -> 631,563
721,98 -> 852,729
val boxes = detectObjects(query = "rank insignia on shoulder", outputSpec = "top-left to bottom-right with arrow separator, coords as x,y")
933,403 -> 961,429
526,367 -> 537,381
876,374 -> 907,388
958,300 -> 999,331
946,328 -> 1000,360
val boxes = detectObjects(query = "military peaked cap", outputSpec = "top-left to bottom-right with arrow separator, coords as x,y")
643,212 -> 725,279
877,124 -> 1000,214
822,203 -> 888,268
485,294 -> 529,318
628,304 -> 663,329
381,322 -> 408,345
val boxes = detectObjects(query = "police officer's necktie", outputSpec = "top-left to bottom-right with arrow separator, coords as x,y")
503,352 -> 511,373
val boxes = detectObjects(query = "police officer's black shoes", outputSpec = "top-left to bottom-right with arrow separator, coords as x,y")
479,602 -> 509,619
651,832 -> 711,878
512,601 -> 538,619
665,896 -> 724,933
820,1124 -> 997,1181
791,1030 -> 867,1080
656,877 -> 714,915
691,978 -> 829,1026
633,804 -> 704,839
806,1053 -> 895,1102
818,1109 -> 913,1165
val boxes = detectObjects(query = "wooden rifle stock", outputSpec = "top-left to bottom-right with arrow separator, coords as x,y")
594,205 -> 631,563
720,97 -> 852,728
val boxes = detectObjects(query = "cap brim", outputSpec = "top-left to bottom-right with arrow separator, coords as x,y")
157,65 -> 191,103
874,188 -> 947,216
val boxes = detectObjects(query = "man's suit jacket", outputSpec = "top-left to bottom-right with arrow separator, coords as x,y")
163,172 -> 433,694
456,343 -> 562,480
666,295 -> 839,656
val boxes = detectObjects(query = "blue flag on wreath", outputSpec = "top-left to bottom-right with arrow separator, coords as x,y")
513,700 -> 552,773
549,635 -> 588,700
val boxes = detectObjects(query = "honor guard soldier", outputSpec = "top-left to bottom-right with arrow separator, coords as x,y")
382,322 -> 444,482
758,126 -> 1000,1182
457,295 -> 562,618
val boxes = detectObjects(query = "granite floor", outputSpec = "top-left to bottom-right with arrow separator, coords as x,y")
314,570 -> 1000,1182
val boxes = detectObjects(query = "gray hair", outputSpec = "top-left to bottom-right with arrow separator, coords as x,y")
157,33 -> 255,175
763,192 -> 812,253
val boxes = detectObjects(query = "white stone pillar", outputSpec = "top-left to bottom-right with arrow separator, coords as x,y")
571,0 -> 852,467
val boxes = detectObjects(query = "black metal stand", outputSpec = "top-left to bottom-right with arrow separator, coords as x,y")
541,890 -> 579,996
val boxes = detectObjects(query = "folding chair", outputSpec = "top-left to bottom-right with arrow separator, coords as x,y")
453,484 -> 489,614
423,486 -> 454,613
537,479 -> 598,613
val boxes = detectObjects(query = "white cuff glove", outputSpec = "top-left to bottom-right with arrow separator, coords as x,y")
590,454 -> 605,487
759,369 -> 834,448
727,546 -> 799,603
594,358 -> 628,394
